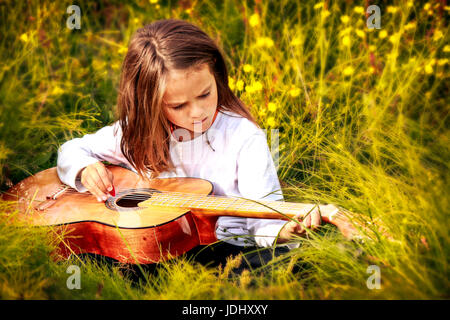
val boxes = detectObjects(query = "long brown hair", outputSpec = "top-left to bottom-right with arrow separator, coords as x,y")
116,19 -> 257,179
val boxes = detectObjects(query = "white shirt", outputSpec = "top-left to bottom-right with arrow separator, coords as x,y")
57,110 -> 288,247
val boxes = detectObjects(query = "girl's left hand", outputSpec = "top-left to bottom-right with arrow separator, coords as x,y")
277,207 -> 322,243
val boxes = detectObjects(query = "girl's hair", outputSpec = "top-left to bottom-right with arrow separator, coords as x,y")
116,19 -> 257,179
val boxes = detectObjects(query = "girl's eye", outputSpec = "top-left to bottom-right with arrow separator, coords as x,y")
172,92 -> 209,110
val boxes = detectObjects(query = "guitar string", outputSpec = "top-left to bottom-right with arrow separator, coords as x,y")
31,186 -> 349,219
43,189 -> 341,215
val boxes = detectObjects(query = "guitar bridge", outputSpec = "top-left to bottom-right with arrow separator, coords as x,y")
47,185 -> 70,200
35,185 -> 71,211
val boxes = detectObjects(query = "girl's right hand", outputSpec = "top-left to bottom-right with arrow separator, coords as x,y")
79,161 -> 115,202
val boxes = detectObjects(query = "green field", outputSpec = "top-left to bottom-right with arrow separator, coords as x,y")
0,0 -> 448,299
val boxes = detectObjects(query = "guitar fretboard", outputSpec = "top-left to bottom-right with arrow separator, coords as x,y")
140,191 -> 318,217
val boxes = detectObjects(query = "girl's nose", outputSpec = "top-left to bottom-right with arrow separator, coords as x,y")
189,103 -> 205,119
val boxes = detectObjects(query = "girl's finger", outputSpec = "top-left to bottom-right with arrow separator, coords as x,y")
303,213 -> 312,229
95,164 -> 114,193
90,166 -> 107,193
311,210 -> 322,230
84,175 -> 107,202
295,222 -> 305,235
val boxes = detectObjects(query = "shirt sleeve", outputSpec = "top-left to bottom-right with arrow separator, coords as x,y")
239,131 -> 289,247
56,121 -> 131,192
216,130 -> 289,248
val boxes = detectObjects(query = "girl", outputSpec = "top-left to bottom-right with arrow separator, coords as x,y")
57,19 -> 339,269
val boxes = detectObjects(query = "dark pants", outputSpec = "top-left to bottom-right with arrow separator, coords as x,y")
186,242 -> 290,274
77,242 -> 291,285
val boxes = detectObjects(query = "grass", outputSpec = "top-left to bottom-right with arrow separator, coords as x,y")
0,0 -> 448,299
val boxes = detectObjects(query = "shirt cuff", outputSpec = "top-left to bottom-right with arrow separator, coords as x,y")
251,219 -> 298,248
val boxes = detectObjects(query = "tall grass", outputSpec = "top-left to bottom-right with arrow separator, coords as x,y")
0,0 -> 448,299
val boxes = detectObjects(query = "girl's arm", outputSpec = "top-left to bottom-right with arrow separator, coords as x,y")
57,122 -> 131,193
214,130 -> 286,247
236,131 -> 287,247
236,131 -> 341,246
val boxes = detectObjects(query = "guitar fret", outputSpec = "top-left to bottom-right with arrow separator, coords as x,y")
145,191 -> 307,217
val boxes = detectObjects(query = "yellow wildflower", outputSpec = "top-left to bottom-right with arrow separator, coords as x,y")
314,2 -> 324,10
379,30 -> 388,39
111,62 -> 121,70
249,13 -> 260,27
245,84 -> 254,94
243,64 -> 254,73
443,45 -> 450,53
339,27 -> 353,37
353,6 -> 364,14
321,10 -> 331,20
433,30 -> 443,42
340,15 -> 350,24
389,33 -> 401,44
118,46 -> 128,54
387,6 -> 398,14
343,66 -> 354,76
424,63 -> 434,74
369,66 -> 376,74
423,3 -> 431,11
445,6 -> 450,11
256,37 -> 274,48
259,108 -> 267,117
253,81 -> 263,91
369,45 -> 376,52
228,77 -> 235,90
236,80 -> 244,91
407,1 -> 413,8
19,33 -> 29,43
289,87 -> 300,97
268,102 -> 277,112
342,35 -> 351,47
404,22 -> 416,31
267,117 -> 276,127
291,37 -> 302,46
51,86 -> 64,96
355,29 -> 365,39
437,59 -> 449,66
150,0 -> 158,3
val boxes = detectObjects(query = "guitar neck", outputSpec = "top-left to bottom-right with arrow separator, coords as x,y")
141,191 -> 333,220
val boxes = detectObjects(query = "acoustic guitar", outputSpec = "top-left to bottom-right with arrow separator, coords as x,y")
1,165 -> 361,264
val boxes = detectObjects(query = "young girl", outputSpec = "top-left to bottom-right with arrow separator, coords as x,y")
57,19 -> 337,270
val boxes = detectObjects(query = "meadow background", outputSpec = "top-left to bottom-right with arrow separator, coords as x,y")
0,0 -> 448,299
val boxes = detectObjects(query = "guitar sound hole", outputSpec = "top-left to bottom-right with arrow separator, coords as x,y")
116,193 -> 152,208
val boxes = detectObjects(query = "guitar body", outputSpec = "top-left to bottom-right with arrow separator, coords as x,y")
3,166 -> 219,264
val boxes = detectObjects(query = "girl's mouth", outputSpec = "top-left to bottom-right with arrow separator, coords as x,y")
193,117 -> 208,124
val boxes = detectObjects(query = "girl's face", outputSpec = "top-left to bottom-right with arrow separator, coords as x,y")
163,63 -> 218,139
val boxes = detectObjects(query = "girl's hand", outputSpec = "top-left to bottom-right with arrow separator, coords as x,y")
277,207 -> 322,243
79,162 -> 115,202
